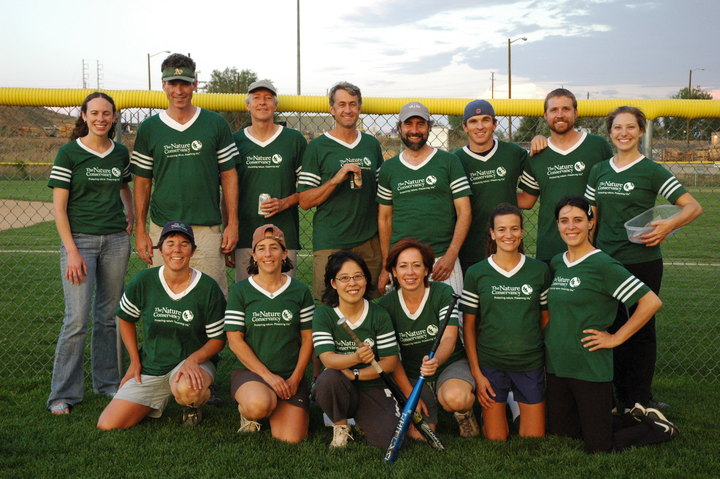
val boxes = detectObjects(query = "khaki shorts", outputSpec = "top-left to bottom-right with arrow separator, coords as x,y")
149,222 -> 228,295
312,234 -> 382,301
234,248 -> 297,283
114,360 -> 216,418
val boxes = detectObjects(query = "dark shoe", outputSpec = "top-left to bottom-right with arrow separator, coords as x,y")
647,399 -> 671,410
628,402 -> 647,419
181,406 -> 202,426
206,385 -> 223,407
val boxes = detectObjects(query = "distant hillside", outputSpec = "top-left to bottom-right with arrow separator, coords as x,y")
0,106 -> 76,136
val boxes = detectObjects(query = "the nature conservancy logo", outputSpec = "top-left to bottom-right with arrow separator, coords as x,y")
569,277 -> 581,288
490,284 -> 532,300
282,309 -> 293,322
182,310 -> 194,322
340,157 -> 371,169
247,153 -> 282,168
152,306 -> 192,327
426,324 -> 439,336
363,338 -> 376,349
574,161 -> 586,172
85,166 -> 121,181
174,68 -> 183,75
552,275 -> 582,291
363,157 -> 372,166
426,175 -> 437,185
163,141 -> 201,157
251,310 -> 291,326
597,180 -> 635,197
191,140 -> 203,151
623,182 -> 635,192
547,162 -> 585,179
496,167 -> 507,177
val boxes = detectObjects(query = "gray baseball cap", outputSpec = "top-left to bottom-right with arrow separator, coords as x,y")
399,101 -> 430,122
248,79 -> 277,95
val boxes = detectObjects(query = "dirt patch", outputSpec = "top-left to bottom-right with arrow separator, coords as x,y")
0,200 -> 54,230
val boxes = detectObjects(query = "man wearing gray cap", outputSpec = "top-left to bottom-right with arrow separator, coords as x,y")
230,80 -> 306,282
131,53 -> 239,295
454,100 -> 529,273
377,101 -> 471,295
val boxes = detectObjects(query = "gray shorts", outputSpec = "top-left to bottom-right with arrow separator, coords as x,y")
113,360 -> 216,418
416,358 -> 476,424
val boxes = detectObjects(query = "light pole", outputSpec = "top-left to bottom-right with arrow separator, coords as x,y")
507,36 -> 527,140
687,67 -> 703,144
147,50 -> 170,90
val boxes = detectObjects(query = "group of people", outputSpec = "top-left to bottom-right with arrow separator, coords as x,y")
47,52 -> 702,454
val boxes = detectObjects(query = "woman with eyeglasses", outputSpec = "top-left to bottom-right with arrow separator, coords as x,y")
379,239 -> 478,439
312,251 -> 400,448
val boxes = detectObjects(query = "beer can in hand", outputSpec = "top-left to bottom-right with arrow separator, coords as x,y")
258,193 -> 271,215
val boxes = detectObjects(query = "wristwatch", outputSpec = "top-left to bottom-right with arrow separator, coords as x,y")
352,368 -> 360,382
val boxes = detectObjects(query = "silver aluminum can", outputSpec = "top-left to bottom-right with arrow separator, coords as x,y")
258,193 -> 271,215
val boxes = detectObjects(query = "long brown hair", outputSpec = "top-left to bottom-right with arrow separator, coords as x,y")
70,92 -> 117,141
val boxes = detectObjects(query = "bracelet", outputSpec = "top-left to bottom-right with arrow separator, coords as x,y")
352,368 -> 360,382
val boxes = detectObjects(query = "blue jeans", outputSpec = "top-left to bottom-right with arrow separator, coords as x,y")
47,231 -> 130,408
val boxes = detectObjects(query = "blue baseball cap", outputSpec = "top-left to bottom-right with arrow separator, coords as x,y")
157,221 -> 195,248
463,100 -> 495,123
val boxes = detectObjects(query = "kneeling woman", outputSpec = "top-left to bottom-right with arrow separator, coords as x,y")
379,239 -> 478,438
97,222 -> 226,429
312,251 -> 400,448
546,196 -> 675,453
224,225 -> 315,443
461,204 -> 551,441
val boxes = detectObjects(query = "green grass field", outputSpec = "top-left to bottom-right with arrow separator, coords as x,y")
0,180 -> 718,478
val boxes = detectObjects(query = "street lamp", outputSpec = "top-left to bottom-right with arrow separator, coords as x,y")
687,67 -> 704,144
507,36 -> 527,140
147,50 -> 171,90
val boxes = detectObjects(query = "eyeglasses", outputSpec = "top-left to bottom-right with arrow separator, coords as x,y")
335,273 -> 366,283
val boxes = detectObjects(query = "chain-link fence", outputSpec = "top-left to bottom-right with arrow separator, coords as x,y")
0,98 -> 718,383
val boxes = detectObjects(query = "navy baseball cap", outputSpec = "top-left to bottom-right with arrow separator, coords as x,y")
157,221 -> 195,248
463,100 -> 496,122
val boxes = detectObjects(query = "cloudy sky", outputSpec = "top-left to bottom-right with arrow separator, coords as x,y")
2,0 -> 718,100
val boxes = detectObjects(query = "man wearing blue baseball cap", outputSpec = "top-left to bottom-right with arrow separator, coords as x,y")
454,100 -> 529,273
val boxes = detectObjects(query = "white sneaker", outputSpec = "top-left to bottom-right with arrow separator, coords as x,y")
454,409 -> 480,438
329,424 -> 353,448
237,414 -> 261,433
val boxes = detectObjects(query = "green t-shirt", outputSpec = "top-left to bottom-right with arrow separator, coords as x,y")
297,132 -> 383,250
460,255 -> 550,371
585,156 -> 687,264
312,300 -> 399,390
115,266 -> 227,376
378,282 -> 463,380
234,126 -> 306,249
519,132 -> 612,260
546,250 -> 650,382
224,276 -> 314,377
455,140 -> 528,263
48,139 -> 130,235
377,149 -> 471,256
130,108 -> 238,226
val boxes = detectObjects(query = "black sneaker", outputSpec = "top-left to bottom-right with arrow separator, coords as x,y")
647,399 -> 671,410
206,385 -> 223,407
182,406 -> 202,426
650,416 -> 679,438
628,402 -> 647,419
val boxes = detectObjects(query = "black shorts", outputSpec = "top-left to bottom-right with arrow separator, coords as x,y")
230,369 -> 310,411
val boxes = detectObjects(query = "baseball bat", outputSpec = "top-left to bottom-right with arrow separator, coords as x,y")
337,317 -> 445,451
384,293 -> 460,463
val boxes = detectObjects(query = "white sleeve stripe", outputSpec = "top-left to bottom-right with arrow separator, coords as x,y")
206,323 -> 224,335
619,282 -> 644,303
313,339 -> 336,347
119,295 -> 140,317
49,174 -> 71,183
450,177 -> 469,188
377,184 -> 392,194
662,182 -> 682,199
131,151 -> 153,161
300,316 -> 312,323
376,331 -> 396,340
217,143 -> 237,155
298,171 -> 321,181
207,318 -> 224,328
659,177 -> 681,197
520,172 -> 539,189
130,158 -> 153,170
612,276 -> 637,298
312,332 -> 333,339
224,319 -> 244,327
51,165 -> 72,174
